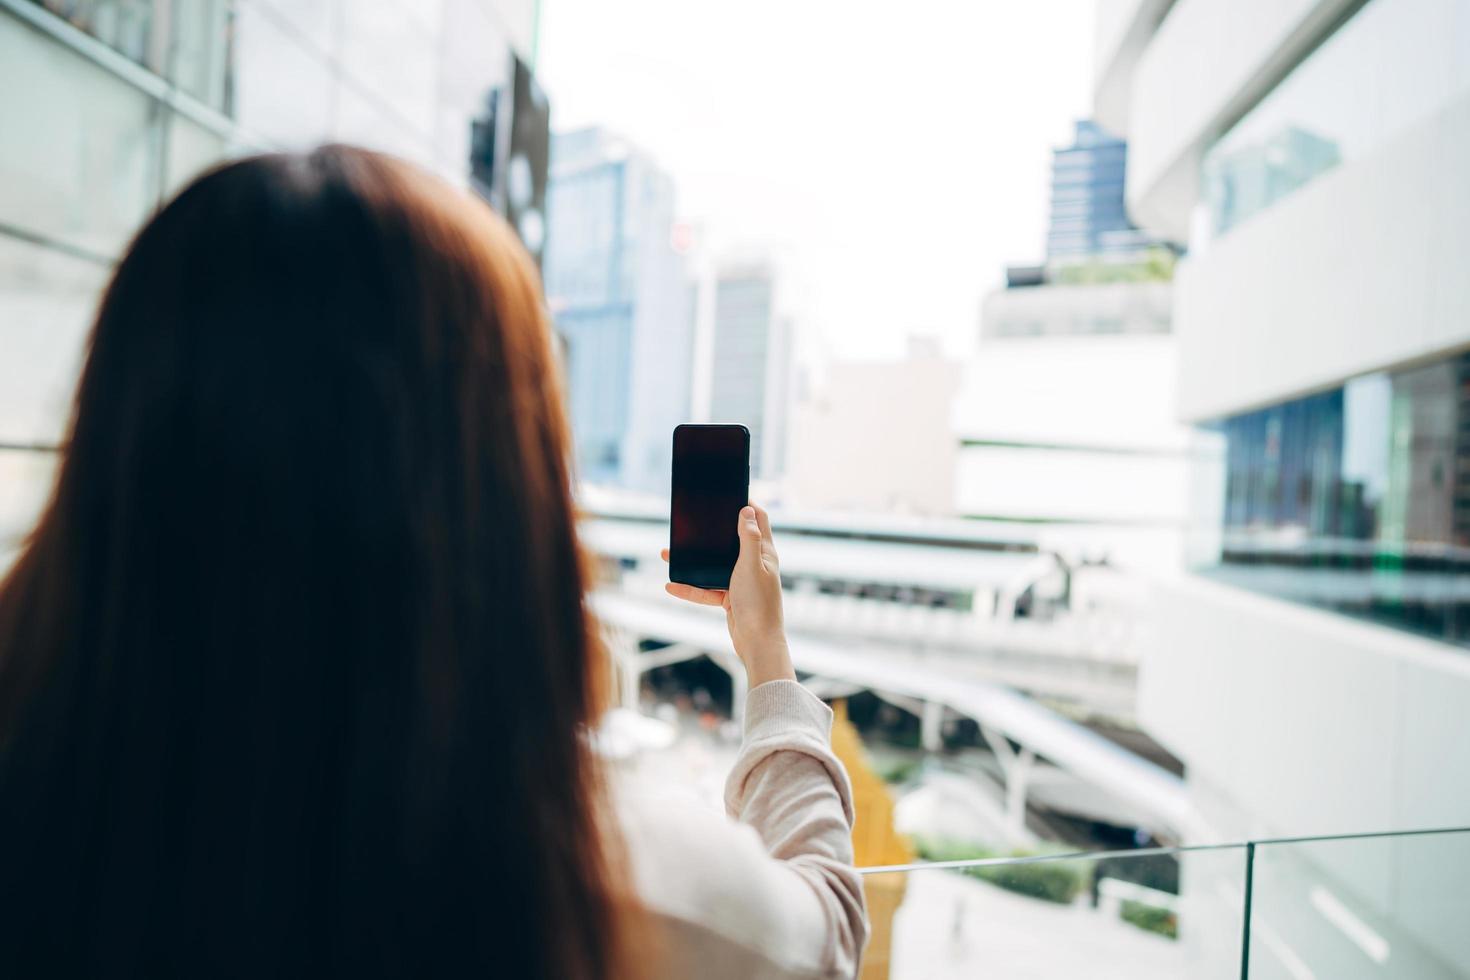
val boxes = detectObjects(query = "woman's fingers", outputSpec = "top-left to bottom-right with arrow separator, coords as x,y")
664,582 -> 726,607
660,547 -> 669,562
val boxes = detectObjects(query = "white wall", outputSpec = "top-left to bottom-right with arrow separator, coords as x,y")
953,332 -> 1191,570
785,353 -> 961,516
1144,572 -> 1470,977
955,446 -> 1186,524
1174,93 -> 1470,421
1143,573 -> 1470,841
1091,0 -> 1175,135
955,332 -> 1189,450
1124,0 -> 1358,240
982,280 -> 1172,339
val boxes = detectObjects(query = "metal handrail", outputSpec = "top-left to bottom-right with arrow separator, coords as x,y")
854,824 -> 1470,875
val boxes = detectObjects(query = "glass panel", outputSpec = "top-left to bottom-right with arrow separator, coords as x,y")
1250,830 -> 1470,978
1200,0 -> 1470,243
0,234 -> 108,446
860,846 -> 1246,978
0,13 -> 160,257
545,160 -> 623,306
559,308 -> 633,483
1199,348 -> 1470,647
165,0 -> 231,110
29,0 -> 162,73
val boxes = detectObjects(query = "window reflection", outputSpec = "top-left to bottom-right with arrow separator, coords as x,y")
1200,0 -> 1470,241
31,0 -> 158,70
1206,352 -> 1470,646
28,1 -> 233,113
166,0 -> 231,110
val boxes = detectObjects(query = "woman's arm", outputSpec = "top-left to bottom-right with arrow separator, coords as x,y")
724,678 -> 867,977
663,505 -> 869,976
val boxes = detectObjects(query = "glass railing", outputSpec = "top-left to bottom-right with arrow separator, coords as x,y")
856,827 -> 1470,978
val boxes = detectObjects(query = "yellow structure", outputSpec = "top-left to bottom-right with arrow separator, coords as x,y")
829,699 -> 914,980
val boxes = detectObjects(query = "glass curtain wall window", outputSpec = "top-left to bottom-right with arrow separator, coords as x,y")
1199,0 -> 1470,242
1201,351 -> 1470,647
25,0 -> 233,111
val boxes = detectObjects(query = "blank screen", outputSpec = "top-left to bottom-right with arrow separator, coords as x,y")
669,425 -> 748,589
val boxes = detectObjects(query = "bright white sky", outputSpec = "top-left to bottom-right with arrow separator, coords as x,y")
537,0 -> 1095,364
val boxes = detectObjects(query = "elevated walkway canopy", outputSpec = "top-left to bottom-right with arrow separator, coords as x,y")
592,591 -> 1202,841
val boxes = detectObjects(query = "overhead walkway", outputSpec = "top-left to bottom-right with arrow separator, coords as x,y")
593,590 -> 1205,841
583,516 -> 1144,717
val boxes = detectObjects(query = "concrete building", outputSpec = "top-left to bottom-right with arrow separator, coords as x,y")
1097,0 -> 1470,972
785,339 -> 962,517
954,326 -> 1191,572
706,265 -> 791,480
960,116 -> 1188,573
543,128 -> 695,492
0,0 -> 540,565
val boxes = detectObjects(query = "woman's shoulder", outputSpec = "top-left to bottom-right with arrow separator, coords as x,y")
611,775 -> 840,980
612,776 -> 773,926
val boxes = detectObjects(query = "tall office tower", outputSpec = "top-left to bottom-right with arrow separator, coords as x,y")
1046,119 -> 1162,264
0,0 -> 540,566
707,266 -> 790,480
1095,0 -> 1470,972
542,128 -> 694,492
958,118 -> 1185,571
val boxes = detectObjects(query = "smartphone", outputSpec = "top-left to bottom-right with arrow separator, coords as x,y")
669,423 -> 751,589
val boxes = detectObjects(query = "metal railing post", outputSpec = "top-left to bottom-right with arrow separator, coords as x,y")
1239,841 -> 1255,980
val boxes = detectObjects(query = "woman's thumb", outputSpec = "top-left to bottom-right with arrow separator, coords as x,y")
736,506 -> 761,562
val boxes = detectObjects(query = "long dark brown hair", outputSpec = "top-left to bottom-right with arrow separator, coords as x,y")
0,146 -> 634,977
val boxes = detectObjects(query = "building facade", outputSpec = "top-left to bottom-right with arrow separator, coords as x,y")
707,265 -> 790,480
1047,119 -> 1162,263
0,0 -> 540,565
1097,0 -> 1470,972
960,115 -> 1187,572
785,339 -> 961,517
543,127 -> 694,491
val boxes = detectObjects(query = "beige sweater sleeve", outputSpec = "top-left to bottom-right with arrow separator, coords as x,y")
616,680 -> 869,980
724,680 -> 868,974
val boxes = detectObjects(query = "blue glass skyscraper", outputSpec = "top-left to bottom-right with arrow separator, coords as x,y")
1045,120 -> 1158,262
543,128 -> 695,490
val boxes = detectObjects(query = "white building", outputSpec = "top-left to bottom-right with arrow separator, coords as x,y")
785,338 -> 962,516
0,0 -> 539,566
958,279 -> 1190,573
1098,0 -> 1470,972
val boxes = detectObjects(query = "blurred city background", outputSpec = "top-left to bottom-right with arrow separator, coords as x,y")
2,0 -> 1468,976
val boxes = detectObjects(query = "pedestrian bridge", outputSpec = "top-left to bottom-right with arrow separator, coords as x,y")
583,509 -> 1148,720
592,589 -> 1202,842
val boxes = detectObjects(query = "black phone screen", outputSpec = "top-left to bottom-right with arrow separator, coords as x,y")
669,424 -> 750,589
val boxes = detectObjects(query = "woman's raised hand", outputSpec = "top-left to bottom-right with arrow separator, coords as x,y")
663,504 -> 795,688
